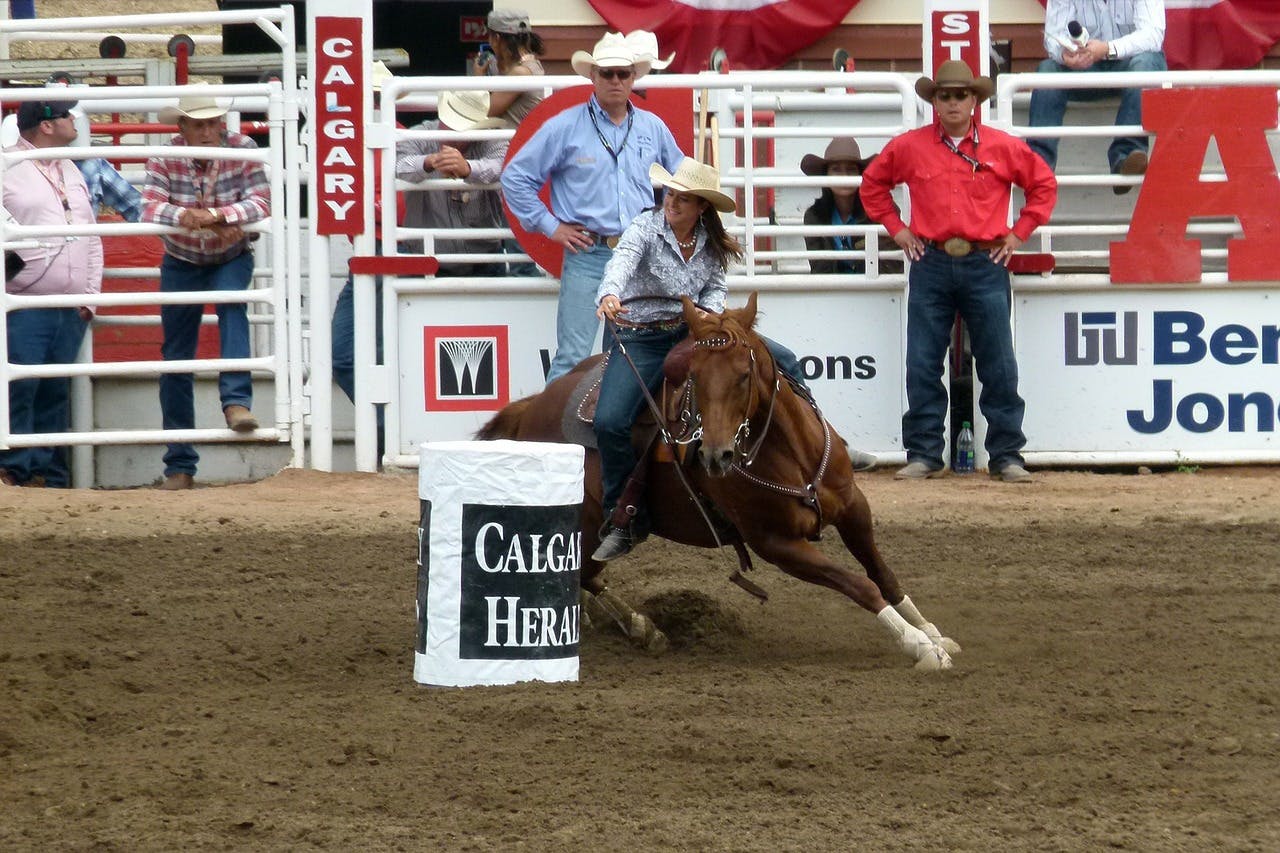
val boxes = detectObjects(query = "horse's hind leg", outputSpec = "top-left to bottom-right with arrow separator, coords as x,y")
833,490 -> 961,656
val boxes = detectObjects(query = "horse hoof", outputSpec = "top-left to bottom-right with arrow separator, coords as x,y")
630,615 -> 668,654
913,646 -> 953,671
938,637 -> 962,656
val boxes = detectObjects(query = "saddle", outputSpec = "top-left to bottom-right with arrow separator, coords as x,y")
563,338 -> 697,453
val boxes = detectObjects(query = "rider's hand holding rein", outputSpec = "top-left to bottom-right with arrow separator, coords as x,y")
597,294 -> 626,322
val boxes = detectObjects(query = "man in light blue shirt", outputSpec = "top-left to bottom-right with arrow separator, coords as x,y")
502,32 -> 684,384
1028,0 -> 1166,195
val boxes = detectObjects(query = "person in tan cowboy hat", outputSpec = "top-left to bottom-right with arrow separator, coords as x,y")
502,31 -> 683,385
799,137 -> 901,276
141,87 -> 271,490
859,60 -> 1057,484
589,158 -> 840,561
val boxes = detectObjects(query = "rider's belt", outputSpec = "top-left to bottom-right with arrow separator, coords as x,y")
586,231 -> 621,249
925,237 -> 1004,257
619,317 -> 686,332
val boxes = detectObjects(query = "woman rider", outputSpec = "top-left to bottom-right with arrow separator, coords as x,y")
592,158 -> 876,562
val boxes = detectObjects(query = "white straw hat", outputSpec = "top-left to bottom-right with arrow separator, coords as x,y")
624,30 -> 675,71
570,32 -> 651,80
436,89 -> 509,131
159,86 -> 229,122
649,158 -> 736,213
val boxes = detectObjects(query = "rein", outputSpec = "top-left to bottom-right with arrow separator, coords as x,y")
692,332 -> 833,535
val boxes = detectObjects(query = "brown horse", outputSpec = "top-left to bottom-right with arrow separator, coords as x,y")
477,293 -> 958,670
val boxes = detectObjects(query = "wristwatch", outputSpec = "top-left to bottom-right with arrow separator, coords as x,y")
1106,42 -> 1118,60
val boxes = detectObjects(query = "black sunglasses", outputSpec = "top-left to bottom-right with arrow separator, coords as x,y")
597,68 -> 634,81
935,89 -> 972,103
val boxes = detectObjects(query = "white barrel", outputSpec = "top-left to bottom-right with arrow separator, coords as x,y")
415,439 -> 585,687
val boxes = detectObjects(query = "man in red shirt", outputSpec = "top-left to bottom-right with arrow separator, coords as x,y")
861,61 -> 1057,483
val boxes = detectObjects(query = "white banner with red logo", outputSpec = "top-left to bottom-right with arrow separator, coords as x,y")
1037,0 -> 1280,70
586,0 -> 861,72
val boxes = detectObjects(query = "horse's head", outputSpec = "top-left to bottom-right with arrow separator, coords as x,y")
681,292 -> 770,476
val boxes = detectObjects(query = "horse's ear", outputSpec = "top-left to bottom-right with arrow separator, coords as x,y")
742,291 -> 758,328
681,295 -> 705,332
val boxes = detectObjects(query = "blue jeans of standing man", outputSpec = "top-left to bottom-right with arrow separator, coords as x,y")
331,274 -> 386,459
0,307 -> 88,486
902,246 -> 1026,472
158,252 -> 254,477
1027,51 -> 1168,172
546,244 -> 611,385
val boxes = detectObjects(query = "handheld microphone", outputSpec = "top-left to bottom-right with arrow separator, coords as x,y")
1057,20 -> 1090,52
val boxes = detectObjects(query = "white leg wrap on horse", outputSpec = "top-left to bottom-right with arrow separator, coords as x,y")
895,595 -> 961,656
877,606 -> 952,670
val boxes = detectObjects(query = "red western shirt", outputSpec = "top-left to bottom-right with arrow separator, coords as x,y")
860,119 -> 1057,244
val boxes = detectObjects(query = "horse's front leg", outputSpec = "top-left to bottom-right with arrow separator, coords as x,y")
748,534 -> 951,671
832,488 -> 962,657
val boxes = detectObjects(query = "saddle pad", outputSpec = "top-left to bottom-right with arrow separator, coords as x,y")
561,359 -> 605,450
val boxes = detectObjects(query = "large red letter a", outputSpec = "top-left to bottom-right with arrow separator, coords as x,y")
1110,86 -> 1280,283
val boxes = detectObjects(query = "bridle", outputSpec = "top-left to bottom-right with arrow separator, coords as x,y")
689,330 -> 834,535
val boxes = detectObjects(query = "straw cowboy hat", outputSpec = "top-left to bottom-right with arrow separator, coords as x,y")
624,30 -> 675,71
370,60 -> 394,93
650,158 -> 736,213
914,60 -> 994,103
800,137 -> 874,176
570,31 -> 651,80
159,89 -> 229,122
436,89 -> 510,131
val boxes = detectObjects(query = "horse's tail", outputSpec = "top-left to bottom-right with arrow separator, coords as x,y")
475,396 -> 535,440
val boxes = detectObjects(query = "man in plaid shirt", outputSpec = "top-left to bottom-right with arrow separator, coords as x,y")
141,91 -> 271,491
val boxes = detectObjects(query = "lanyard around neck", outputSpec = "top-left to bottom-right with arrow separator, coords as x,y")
588,101 -> 634,163
941,126 -> 983,173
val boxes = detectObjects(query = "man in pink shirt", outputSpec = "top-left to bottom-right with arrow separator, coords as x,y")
860,61 -> 1057,483
1,98 -> 103,488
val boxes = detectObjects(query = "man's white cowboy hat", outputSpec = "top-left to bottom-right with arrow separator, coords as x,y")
624,30 -> 675,71
570,31 -> 651,80
436,89 -> 510,131
650,158 -> 736,213
159,88 -> 229,122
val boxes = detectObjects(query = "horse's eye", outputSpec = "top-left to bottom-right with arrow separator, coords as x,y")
738,374 -> 750,387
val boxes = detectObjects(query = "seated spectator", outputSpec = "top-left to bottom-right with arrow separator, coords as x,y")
1028,0 -> 1167,195
477,9 -> 545,125
800,138 -> 901,274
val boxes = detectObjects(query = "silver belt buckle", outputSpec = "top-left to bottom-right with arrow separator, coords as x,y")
605,235 -> 619,249
943,237 -> 972,257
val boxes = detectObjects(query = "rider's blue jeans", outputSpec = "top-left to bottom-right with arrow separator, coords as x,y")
594,325 -> 810,515
1027,51 -> 1167,172
902,245 -> 1026,472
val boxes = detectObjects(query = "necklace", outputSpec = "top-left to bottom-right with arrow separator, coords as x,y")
676,233 -> 696,250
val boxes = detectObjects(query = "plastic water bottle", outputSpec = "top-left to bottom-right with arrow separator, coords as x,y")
954,421 -> 975,474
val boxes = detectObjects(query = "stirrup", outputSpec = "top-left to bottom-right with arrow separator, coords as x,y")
591,526 -> 634,562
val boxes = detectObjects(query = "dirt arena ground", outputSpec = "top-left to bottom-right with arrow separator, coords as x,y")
2,467 -> 1278,851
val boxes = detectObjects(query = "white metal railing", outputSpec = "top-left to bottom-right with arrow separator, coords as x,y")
1,6 -> 302,487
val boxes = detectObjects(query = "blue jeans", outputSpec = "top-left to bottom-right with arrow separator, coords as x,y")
158,252 -> 254,477
594,324 -> 809,512
1027,51 -> 1167,172
0,307 -> 87,486
546,244 -> 611,385
903,246 -> 1026,471
331,275 -> 386,458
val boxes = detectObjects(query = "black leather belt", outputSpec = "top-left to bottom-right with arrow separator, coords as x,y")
585,231 -> 620,249
924,237 -> 1004,257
